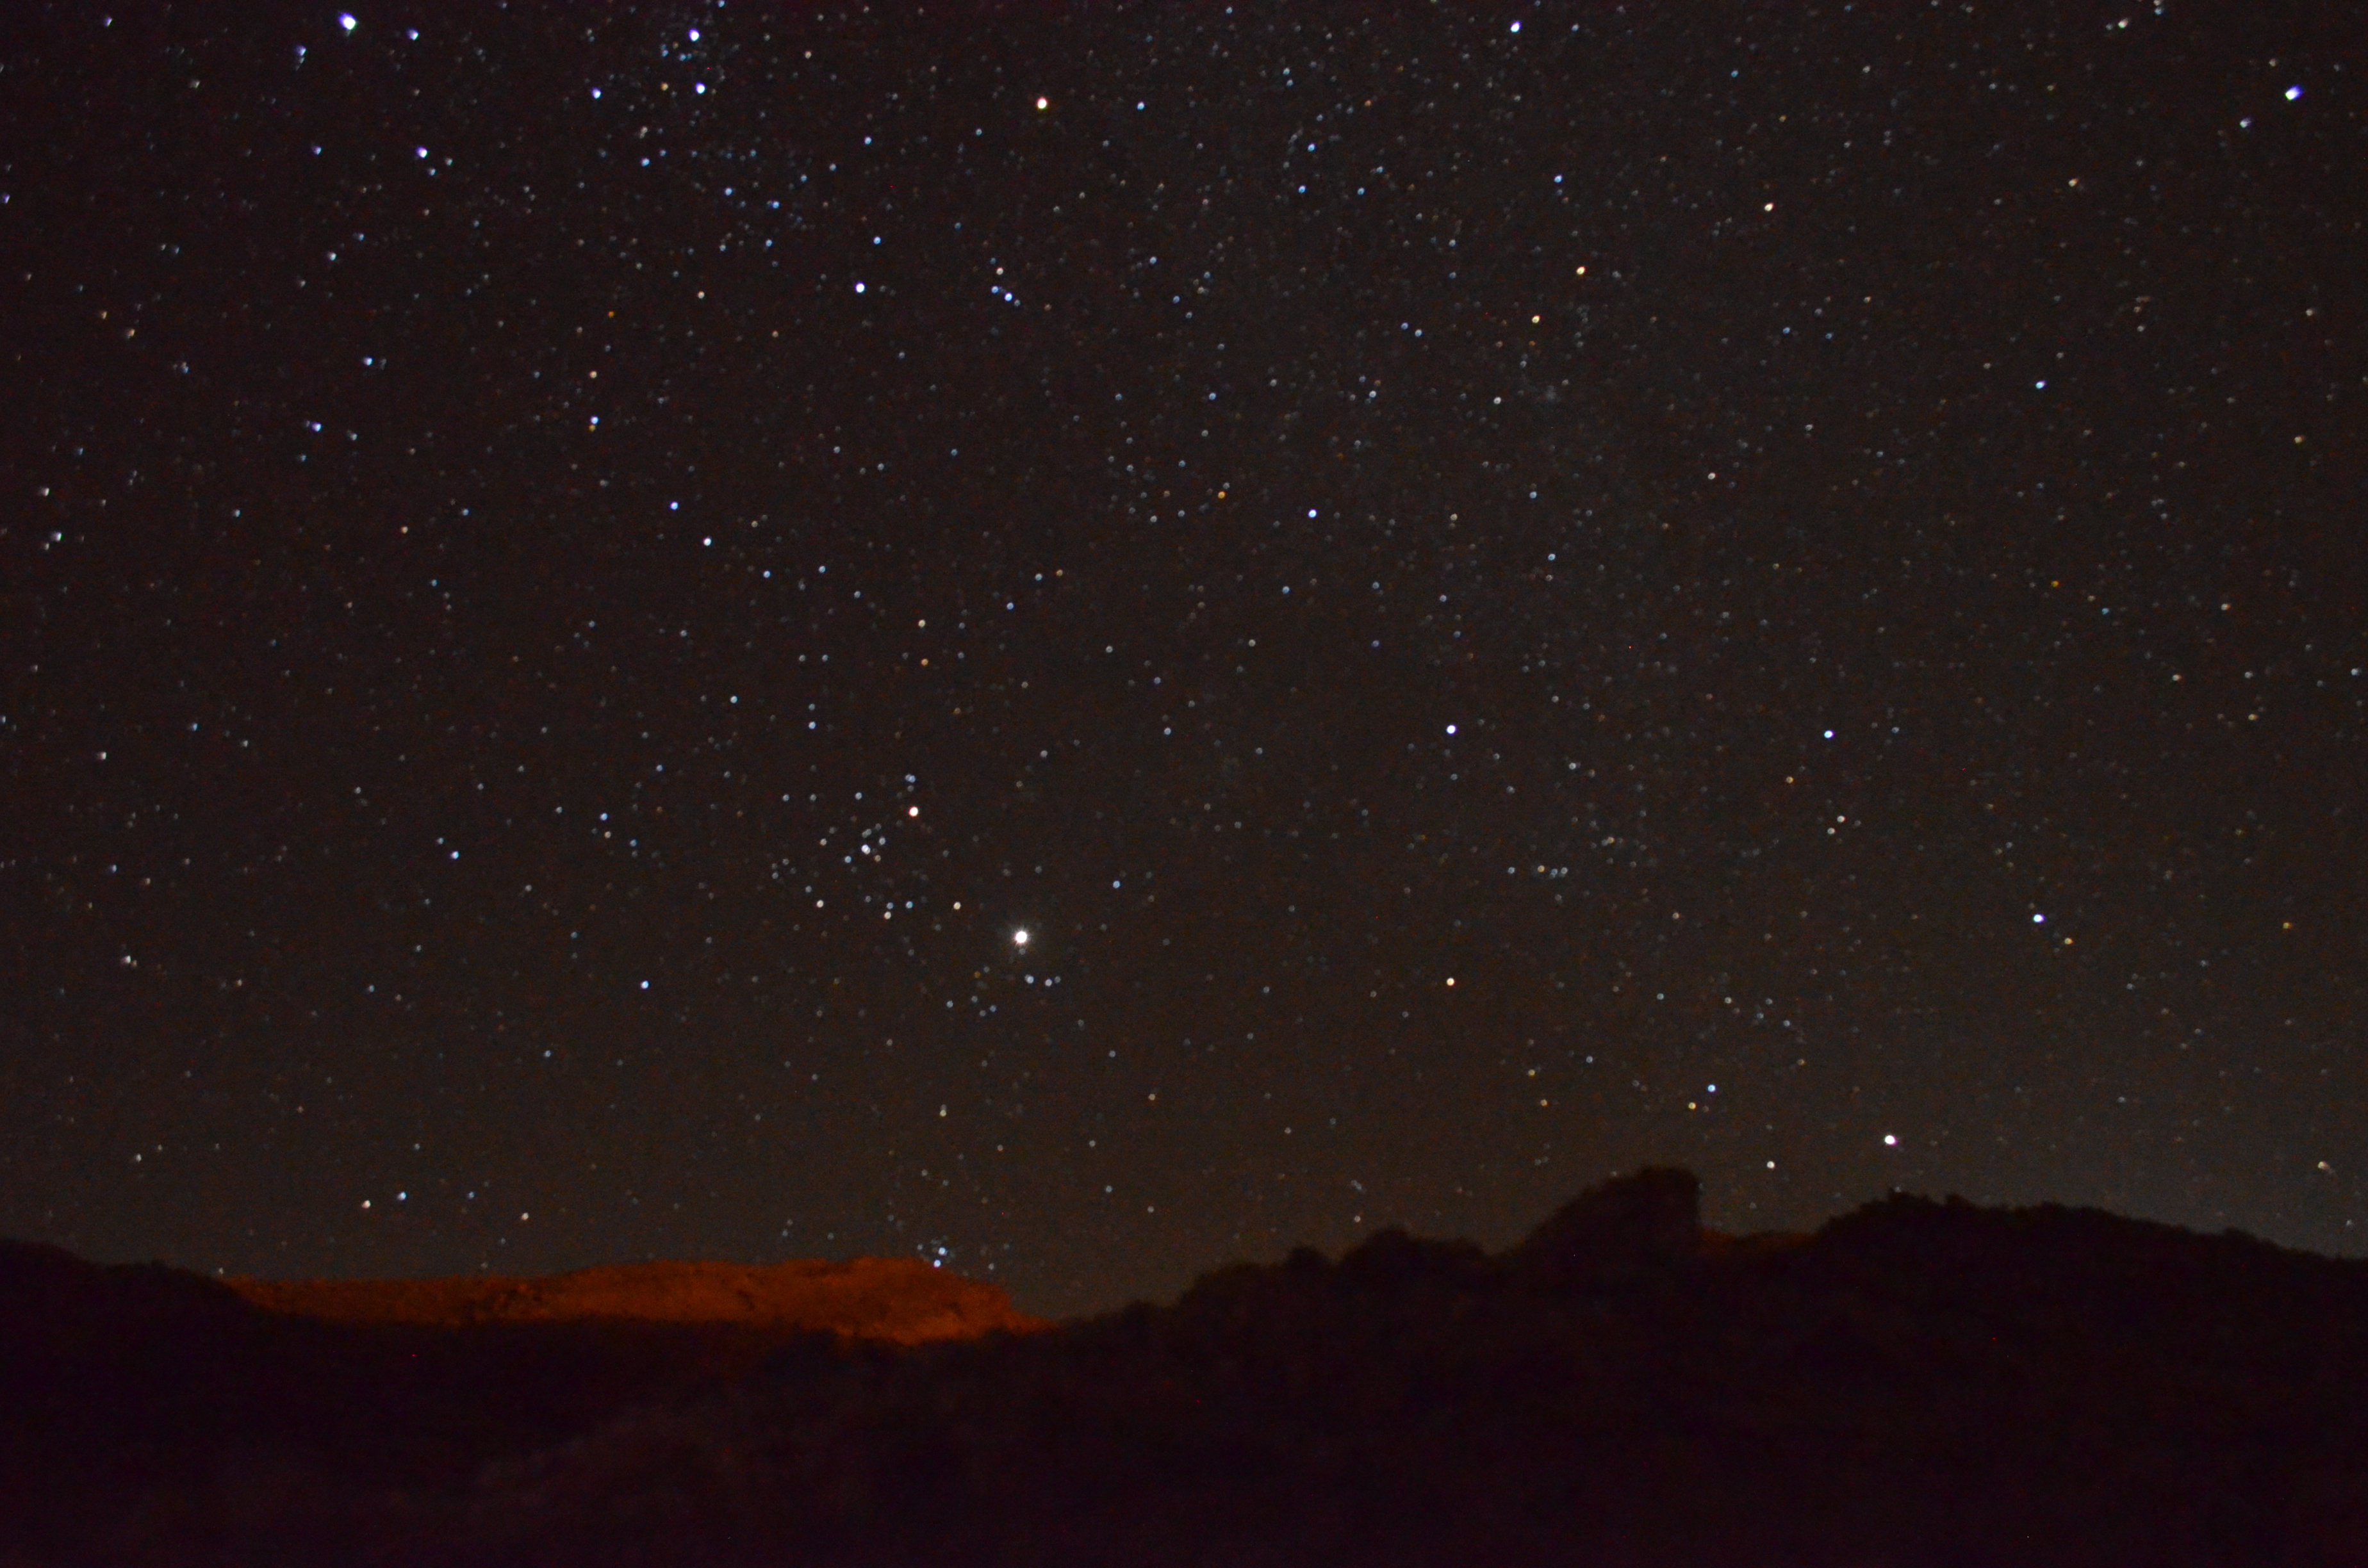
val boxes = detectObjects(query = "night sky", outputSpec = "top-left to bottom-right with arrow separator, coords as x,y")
4,0 -> 2362,1319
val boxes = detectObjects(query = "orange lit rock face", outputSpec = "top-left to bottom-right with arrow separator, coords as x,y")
226,1255 -> 1041,1344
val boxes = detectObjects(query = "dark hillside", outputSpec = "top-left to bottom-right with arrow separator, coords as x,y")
0,1241 -> 965,1563
6,1173 -> 2367,1565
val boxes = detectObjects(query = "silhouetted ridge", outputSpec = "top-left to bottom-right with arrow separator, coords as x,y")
8,1173 -> 2368,1566
1502,1164 -> 1704,1287
226,1255 -> 1039,1343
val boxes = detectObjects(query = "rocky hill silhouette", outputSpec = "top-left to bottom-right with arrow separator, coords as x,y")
223,1255 -> 1037,1343
6,1171 -> 2367,1565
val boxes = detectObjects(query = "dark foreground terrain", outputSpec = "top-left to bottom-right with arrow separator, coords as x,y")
6,1171 -> 2367,1565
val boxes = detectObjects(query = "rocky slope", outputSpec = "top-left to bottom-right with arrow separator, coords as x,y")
224,1255 -> 1038,1344
6,1172 -> 2366,1566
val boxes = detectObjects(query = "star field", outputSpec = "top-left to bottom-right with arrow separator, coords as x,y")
2,0 -> 2362,1316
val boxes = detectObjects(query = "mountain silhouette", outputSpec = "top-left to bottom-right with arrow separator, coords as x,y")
5,1172 -> 2365,1565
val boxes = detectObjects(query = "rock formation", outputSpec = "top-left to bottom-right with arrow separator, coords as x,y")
9,1172 -> 2368,1566
226,1255 -> 1039,1344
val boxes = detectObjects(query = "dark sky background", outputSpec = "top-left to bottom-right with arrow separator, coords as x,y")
3,0 -> 2361,1319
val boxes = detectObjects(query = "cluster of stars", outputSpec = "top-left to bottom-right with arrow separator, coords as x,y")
0,0 -> 2356,1314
